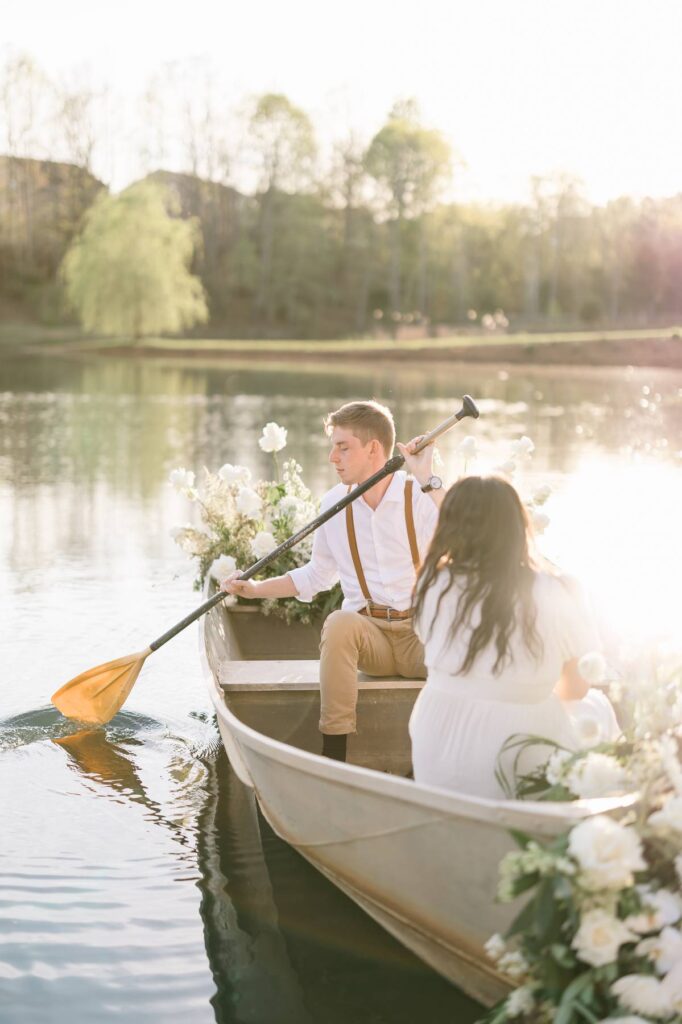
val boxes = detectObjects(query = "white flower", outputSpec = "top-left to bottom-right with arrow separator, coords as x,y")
532,483 -> 552,506
251,531 -> 277,560
235,486 -> 262,519
573,713 -> 604,749
546,748 -> 572,785
210,554 -> 237,583
597,1017 -> 658,1024
258,422 -> 288,453
170,522 -> 193,541
483,933 -> 506,962
572,908 -> 637,967
637,927 -> 682,975
531,509 -> 550,534
566,753 -> 631,799
498,950 -> 529,979
510,435 -> 535,458
495,459 -> 516,477
457,435 -> 478,458
169,467 -> 195,490
218,463 -> 252,485
505,984 -> 534,1017
278,495 -> 303,518
625,887 -> 682,935
579,651 -> 608,685
648,797 -> 682,836
568,816 -> 646,891
611,974 -> 674,1018
662,960 -> 682,1014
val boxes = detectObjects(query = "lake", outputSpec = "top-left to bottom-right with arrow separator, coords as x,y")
1,352 -> 680,1023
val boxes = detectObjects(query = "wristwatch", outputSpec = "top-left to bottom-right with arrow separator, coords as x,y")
420,475 -> 443,493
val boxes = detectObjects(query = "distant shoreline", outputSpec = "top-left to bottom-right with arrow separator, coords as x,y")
4,326 -> 682,369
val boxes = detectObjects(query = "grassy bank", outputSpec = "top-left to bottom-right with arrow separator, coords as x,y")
3,324 -> 682,368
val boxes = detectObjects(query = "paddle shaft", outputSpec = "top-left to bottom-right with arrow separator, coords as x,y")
149,395 -> 479,652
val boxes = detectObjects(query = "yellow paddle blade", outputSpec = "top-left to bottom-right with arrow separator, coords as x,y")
51,648 -> 151,726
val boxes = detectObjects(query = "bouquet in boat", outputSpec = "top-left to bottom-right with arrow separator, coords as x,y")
482,649 -> 682,1024
169,421 -> 342,625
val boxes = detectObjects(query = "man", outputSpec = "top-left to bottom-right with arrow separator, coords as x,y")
221,400 -> 445,761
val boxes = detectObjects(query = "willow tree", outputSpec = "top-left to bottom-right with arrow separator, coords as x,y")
365,100 -> 451,325
61,180 -> 208,338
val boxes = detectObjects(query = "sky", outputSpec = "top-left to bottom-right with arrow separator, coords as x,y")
3,0 -> 682,204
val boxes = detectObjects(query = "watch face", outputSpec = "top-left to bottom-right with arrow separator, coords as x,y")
430,475 -> 443,490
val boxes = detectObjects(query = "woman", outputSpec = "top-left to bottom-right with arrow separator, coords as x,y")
408,475 -> 617,798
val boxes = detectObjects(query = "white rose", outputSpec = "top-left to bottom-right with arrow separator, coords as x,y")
169,467 -> 195,490
210,554 -> 237,583
531,509 -> 550,535
566,753 -> 631,799
258,422 -> 287,453
457,435 -> 478,458
236,486 -> 262,519
510,435 -> 535,458
568,816 -> 646,891
648,797 -> 682,836
251,531 -> 277,560
625,887 -> 682,935
506,985 -> 534,1017
578,651 -> 608,685
532,483 -> 552,506
483,933 -> 506,962
278,495 -> 302,517
611,974 -> 674,1019
218,463 -> 252,485
495,459 -> 516,477
571,908 -> 637,967
662,960 -> 682,1014
546,748 -> 572,785
637,927 -> 682,975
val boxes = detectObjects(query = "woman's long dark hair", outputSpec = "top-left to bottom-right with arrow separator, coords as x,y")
414,475 -> 544,675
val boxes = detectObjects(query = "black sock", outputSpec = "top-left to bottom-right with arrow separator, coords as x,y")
322,734 -> 348,762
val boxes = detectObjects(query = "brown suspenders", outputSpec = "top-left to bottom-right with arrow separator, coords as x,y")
345,477 -> 420,605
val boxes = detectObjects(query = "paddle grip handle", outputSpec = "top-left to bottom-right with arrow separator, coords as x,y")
148,396 -> 479,652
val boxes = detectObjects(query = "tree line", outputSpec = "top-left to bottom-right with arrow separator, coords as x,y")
2,51 -> 682,338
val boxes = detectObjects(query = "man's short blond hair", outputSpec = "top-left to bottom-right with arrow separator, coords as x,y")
324,400 -> 395,456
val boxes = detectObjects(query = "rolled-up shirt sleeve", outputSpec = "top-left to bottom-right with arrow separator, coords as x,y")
287,523 -> 340,603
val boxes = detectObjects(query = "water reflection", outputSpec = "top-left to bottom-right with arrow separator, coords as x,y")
1,352 -> 680,1022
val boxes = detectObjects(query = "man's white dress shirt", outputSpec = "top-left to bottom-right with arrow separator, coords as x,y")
288,471 -> 439,612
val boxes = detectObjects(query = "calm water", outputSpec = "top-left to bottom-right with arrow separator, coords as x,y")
1,353 -> 681,1023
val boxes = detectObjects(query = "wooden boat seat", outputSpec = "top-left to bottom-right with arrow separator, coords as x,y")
218,659 -> 423,773
218,659 -> 425,692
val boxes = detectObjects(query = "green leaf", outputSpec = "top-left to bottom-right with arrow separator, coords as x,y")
507,895 -> 536,937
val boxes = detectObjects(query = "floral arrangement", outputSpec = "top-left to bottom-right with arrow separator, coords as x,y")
169,421 -> 342,625
481,651 -> 682,1024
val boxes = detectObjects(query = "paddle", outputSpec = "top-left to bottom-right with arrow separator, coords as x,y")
52,395 -> 479,725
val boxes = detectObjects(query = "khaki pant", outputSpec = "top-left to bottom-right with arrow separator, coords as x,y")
319,609 -> 426,734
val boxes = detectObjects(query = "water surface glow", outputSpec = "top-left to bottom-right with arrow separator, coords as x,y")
1,354 -> 680,1022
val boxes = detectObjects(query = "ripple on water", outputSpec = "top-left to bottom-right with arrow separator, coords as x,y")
0,707 -> 221,1023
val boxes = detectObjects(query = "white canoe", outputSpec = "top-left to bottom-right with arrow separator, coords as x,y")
201,599 -> 636,1006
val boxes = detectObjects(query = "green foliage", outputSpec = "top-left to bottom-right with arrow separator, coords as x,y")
60,180 -> 208,338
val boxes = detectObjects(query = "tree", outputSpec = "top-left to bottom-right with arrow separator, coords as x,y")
248,93 -> 316,324
61,180 -> 208,338
365,100 -> 451,324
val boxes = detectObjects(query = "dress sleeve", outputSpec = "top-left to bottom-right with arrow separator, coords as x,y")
554,575 -> 601,663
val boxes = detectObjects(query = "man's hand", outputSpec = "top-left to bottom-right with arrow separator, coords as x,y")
396,435 -> 435,487
219,570 -> 260,599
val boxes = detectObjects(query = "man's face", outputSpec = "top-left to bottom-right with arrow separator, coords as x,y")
328,427 -> 382,484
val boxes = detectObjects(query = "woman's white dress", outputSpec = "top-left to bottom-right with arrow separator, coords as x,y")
409,570 -> 619,798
